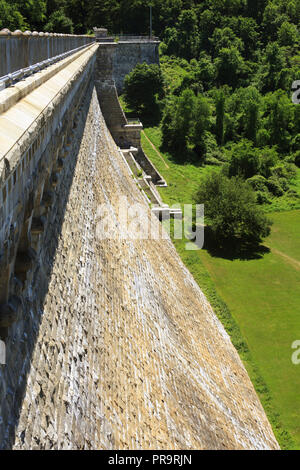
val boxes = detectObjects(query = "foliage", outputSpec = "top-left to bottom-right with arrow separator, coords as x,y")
227,141 -> 261,179
0,0 -> 27,30
194,172 -> 272,247
123,63 -> 164,116
44,9 -> 74,34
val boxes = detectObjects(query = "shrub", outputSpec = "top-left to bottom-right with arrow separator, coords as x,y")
279,177 -> 290,192
271,163 -> 297,180
247,175 -> 268,192
266,176 -> 284,196
256,191 -> 272,205
124,63 -> 164,115
294,151 -> 300,168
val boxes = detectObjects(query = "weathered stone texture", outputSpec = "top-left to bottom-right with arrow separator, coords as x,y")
112,41 -> 160,93
0,45 -> 97,448
11,88 -> 279,450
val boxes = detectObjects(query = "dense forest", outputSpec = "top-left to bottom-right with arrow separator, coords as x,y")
121,0 -> 299,236
1,0 -> 299,224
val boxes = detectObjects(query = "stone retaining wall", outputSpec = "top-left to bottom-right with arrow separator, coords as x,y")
113,41 -> 160,93
0,44 -> 98,447
11,87 -> 279,451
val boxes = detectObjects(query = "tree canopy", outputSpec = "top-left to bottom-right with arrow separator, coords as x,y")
3,0 -> 299,215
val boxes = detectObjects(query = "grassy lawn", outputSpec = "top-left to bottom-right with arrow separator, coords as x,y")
142,127 -> 300,450
141,127 -> 218,205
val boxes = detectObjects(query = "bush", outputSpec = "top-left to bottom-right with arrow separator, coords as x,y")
266,176 -> 284,196
271,162 -> 297,180
279,177 -> 290,192
256,191 -> 271,205
194,172 -> 272,248
228,140 -> 260,179
247,175 -> 268,192
294,151 -> 300,168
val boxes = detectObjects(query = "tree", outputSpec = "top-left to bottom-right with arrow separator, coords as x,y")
194,172 -> 272,248
261,2 -> 288,42
64,0 -> 88,33
263,90 -> 294,152
210,27 -> 244,57
191,95 -> 212,156
215,89 -> 226,145
13,0 -> 46,29
163,9 -> 200,60
258,42 -> 287,93
161,88 -> 197,155
0,0 -> 27,30
123,63 -> 164,115
228,140 -> 261,179
195,54 -> 216,91
278,21 -> 299,47
170,88 -> 195,153
227,16 -> 260,59
163,27 -> 180,57
246,0 -> 268,22
176,9 -> 200,60
215,47 -> 245,88
259,147 -> 279,178
240,86 -> 261,143
161,95 -> 178,149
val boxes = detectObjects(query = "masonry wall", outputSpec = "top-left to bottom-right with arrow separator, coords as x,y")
0,43 -> 97,448
112,41 -> 160,93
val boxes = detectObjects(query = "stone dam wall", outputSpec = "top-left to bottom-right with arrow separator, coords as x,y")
112,41 -> 160,93
0,41 -> 97,447
0,38 -> 280,449
94,27 -> 160,94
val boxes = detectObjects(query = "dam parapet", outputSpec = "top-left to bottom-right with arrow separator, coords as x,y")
0,29 -> 95,91
94,27 -> 160,93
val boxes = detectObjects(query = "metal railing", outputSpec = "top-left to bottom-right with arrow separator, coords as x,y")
96,34 -> 159,43
0,43 -> 94,91
126,117 -> 142,125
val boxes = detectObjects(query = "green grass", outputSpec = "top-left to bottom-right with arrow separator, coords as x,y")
196,218 -> 300,449
142,127 -> 218,205
264,168 -> 300,213
142,127 -> 300,450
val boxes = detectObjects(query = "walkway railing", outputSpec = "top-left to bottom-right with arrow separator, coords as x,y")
0,43 -> 94,91
0,29 -> 95,89
96,34 -> 159,43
